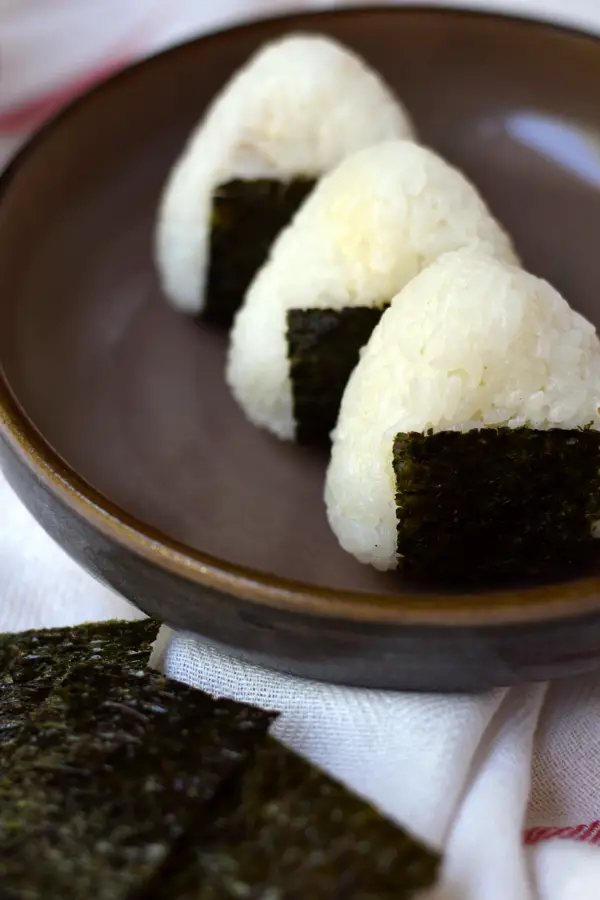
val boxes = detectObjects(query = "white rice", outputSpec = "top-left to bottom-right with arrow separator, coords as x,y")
325,249 -> 600,571
227,140 -> 518,441
155,33 -> 415,314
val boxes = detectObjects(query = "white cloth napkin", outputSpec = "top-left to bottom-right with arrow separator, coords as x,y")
149,629 -> 600,900
2,2 -> 600,899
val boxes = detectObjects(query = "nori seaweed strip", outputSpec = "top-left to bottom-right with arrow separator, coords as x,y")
0,664 -> 275,900
0,619 -> 157,749
287,305 -> 388,444
206,178 -> 315,326
0,683 -> 52,747
393,426 -> 600,580
1,618 -> 441,898
163,735 -> 439,900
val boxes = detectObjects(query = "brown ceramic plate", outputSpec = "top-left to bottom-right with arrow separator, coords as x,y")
2,7 -> 600,691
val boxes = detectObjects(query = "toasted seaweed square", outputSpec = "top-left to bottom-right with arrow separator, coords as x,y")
0,663 -> 275,900
0,617 -> 441,898
393,426 -> 600,580
0,618 -> 158,750
206,178 -> 315,326
287,304 -> 388,444
0,618 -> 158,682
0,682 -> 53,747
165,735 -> 439,900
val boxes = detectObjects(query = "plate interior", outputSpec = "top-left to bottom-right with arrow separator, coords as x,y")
1,8 -> 600,596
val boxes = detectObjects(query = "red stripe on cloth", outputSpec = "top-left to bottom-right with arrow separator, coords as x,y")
0,59 -> 128,133
0,2 -> 167,135
525,821 -> 600,845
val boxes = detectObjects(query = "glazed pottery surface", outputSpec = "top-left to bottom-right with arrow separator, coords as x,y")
2,8 -> 600,689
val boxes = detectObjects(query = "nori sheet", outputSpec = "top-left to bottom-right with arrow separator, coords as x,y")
1,618 -> 440,898
164,735 -> 439,900
287,305 -> 388,444
393,426 -> 600,580
206,178 -> 315,326
0,618 -> 157,748
0,663 -> 274,900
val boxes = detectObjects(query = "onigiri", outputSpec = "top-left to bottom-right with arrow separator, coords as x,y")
227,140 -> 517,444
155,33 -> 415,324
325,249 -> 600,580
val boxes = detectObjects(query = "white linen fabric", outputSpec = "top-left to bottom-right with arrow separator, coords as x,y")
151,631 -> 600,900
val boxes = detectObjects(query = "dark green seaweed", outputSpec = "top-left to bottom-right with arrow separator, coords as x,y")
0,618 -> 158,748
166,735 -> 439,900
287,305 -> 388,444
393,426 -> 600,580
206,178 -> 315,326
1,618 -> 440,898
0,663 -> 274,900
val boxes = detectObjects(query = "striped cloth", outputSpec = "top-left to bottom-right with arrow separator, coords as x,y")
526,822 -> 600,845
153,631 -> 600,900
0,0 -> 172,165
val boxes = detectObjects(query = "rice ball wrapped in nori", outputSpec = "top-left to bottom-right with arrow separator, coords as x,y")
227,140 -> 518,444
155,33 -> 416,325
325,249 -> 600,580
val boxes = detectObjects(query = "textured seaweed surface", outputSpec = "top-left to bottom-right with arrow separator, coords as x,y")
1,619 -> 439,899
206,178 -> 315,326
0,619 -> 157,748
393,426 -> 600,580
0,663 -> 274,900
166,735 -> 439,900
287,305 -> 388,444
